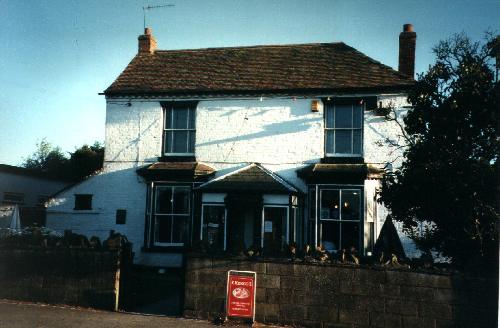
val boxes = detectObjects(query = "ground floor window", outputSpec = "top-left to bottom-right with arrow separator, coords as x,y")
262,205 -> 288,253
198,193 -> 299,255
201,204 -> 226,250
152,185 -> 191,246
308,186 -> 363,253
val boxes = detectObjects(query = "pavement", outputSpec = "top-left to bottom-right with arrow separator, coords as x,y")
0,300 -> 279,328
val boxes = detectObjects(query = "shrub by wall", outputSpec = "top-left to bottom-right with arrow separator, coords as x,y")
0,249 -> 122,310
184,255 -> 497,328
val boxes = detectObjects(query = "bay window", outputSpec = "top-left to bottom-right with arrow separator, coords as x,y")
320,189 -> 362,252
153,185 -> 190,246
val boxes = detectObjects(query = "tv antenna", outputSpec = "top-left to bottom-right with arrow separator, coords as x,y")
143,4 -> 175,29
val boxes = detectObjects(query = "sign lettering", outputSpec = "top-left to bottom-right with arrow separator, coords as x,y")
226,271 -> 256,320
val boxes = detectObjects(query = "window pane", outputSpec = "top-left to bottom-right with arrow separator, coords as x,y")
171,216 -> 187,243
155,187 -> 172,214
321,220 -> 340,253
325,105 -> 335,128
334,105 -> 352,128
164,130 -> 173,153
165,107 -> 172,129
308,188 -> 316,219
263,207 -> 287,253
172,107 -> 188,129
335,130 -> 352,154
172,187 -> 190,214
74,194 -> 92,210
340,221 -> 359,250
188,107 -> 196,129
173,131 -> 188,153
308,220 -> 315,245
155,216 -> 172,243
353,130 -> 362,154
353,105 -> 363,128
325,130 -> 334,154
188,131 -> 195,154
341,190 -> 361,221
320,190 -> 340,220
202,206 -> 226,249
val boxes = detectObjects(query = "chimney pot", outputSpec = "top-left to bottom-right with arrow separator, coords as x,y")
399,24 -> 416,78
403,24 -> 413,32
138,28 -> 157,54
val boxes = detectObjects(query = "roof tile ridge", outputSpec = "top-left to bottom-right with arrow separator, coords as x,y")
152,42 -> 345,53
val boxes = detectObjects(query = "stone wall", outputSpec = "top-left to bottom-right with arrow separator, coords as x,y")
184,256 -> 497,328
0,249 -> 123,310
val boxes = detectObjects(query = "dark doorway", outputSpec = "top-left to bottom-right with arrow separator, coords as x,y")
263,206 -> 288,255
225,194 -> 262,254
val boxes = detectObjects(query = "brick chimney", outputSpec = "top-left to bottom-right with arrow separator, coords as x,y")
398,24 -> 416,78
138,28 -> 157,54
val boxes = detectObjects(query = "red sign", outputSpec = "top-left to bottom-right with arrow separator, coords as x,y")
226,271 -> 256,319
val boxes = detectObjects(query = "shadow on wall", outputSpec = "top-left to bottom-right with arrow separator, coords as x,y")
108,117 -> 159,163
197,101 -> 320,148
197,117 -> 320,147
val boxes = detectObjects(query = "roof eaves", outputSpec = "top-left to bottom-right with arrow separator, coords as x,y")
103,84 -> 414,98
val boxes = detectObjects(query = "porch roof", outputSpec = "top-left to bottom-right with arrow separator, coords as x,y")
297,163 -> 385,182
196,163 -> 298,193
136,162 -> 216,181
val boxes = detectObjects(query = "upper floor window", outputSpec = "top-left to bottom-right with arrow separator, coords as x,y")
325,100 -> 363,156
162,102 -> 196,156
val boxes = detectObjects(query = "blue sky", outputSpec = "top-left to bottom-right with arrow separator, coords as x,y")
0,0 -> 498,166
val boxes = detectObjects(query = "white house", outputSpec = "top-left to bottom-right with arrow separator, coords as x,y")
47,25 -> 417,267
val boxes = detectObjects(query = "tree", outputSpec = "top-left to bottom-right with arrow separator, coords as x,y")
22,140 -> 104,182
22,139 -> 69,176
379,34 -> 498,269
67,142 -> 104,181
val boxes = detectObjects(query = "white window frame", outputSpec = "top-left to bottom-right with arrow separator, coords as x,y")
200,203 -> 227,251
324,103 -> 363,157
261,205 -> 289,249
319,188 -> 363,250
163,104 -> 196,156
153,185 -> 191,247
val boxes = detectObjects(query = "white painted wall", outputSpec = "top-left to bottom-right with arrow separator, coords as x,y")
46,94 -> 411,266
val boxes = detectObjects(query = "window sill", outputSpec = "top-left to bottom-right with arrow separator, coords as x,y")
321,156 -> 364,164
141,245 -> 186,253
158,155 -> 196,162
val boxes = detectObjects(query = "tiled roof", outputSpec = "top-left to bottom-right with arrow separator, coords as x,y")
0,164 -> 70,182
197,163 -> 298,193
296,163 -> 385,183
136,162 -> 215,181
104,43 -> 413,96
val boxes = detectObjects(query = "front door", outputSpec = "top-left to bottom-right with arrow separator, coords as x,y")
225,194 -> 262,254
262,206 -> 288,255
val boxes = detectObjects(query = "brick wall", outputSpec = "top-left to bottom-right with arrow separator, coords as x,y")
0,249 -> 122,310
184,256 -> 497,327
